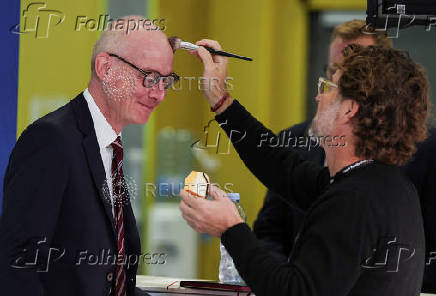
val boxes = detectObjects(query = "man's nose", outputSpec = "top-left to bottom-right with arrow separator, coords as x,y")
149,79 -> 166,102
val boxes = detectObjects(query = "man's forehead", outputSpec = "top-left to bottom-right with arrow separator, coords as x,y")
126,38 -> 173,73
133,47 -> 170,61
125,29 -> 170,53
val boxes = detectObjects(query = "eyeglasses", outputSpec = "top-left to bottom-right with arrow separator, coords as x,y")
108,53 -> 179,90
318,77 -> 338,95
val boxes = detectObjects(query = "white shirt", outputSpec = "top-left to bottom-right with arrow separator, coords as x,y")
83,88 -> 120,216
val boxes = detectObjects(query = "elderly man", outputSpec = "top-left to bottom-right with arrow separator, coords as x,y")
180,41 -> 430,295
0,16 -> 176,296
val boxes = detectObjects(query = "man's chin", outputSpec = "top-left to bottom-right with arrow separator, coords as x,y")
312,127 -> 330,140
139,116 -> 151,124
311,119 -> 330,138
133,113 -> 151,125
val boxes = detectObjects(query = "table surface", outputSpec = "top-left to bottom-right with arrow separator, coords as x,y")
136,275 -> 252,295
136,275 -> 435,296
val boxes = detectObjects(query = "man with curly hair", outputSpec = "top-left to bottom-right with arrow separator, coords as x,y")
253,19 -> 436,293
253,19 -> 392,265
180,40 -> 430,295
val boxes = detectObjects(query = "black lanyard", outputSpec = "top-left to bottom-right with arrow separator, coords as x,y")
330,159 -> 374,184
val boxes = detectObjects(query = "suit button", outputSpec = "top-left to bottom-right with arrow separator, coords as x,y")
106,272 -> 113,282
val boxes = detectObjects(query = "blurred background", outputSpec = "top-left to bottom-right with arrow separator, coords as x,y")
1,0 -> 435,281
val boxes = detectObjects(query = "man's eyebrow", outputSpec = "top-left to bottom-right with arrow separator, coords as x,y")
140,67 -> 173,76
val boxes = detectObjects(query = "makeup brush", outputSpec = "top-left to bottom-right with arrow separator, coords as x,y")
168,36 -> 253,62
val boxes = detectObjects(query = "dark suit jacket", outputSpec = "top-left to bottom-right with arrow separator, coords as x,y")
253,122 -> 436,293
0,93 -> 141,296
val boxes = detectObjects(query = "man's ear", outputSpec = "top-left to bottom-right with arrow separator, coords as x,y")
94,52 -> 111,81
341,99 -> 359,123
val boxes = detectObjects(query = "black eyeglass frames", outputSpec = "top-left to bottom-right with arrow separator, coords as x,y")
108,53 -> 179,90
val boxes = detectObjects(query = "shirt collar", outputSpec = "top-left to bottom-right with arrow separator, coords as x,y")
330,159 -> 375,184
83,88 -> 120,149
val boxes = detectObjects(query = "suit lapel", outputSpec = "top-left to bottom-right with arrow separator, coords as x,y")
71,93 -> 117,239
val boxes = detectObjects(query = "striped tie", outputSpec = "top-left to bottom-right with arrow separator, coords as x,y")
111,136 -> 127,296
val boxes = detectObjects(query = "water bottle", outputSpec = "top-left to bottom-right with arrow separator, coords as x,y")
219,193 -> 246,284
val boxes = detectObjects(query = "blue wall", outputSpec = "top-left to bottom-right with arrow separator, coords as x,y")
0,1 -> 20,214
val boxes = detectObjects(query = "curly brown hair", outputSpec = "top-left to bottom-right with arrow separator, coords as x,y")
337,45 -> 430,165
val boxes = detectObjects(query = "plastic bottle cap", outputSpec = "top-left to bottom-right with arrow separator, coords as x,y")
227,193 -> 240,202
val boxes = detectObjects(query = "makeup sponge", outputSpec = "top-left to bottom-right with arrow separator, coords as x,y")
184,171 -> 210,198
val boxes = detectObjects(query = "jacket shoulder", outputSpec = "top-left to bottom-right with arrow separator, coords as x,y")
16,96 -> 84,152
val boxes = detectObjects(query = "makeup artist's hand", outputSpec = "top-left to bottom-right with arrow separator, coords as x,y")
189,39 -> 233,114
179,185 -> 244,237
